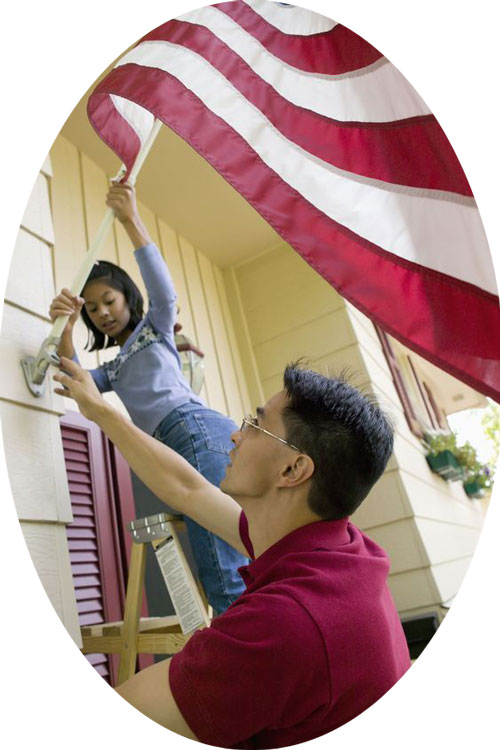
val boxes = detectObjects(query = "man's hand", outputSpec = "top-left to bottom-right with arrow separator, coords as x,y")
53,357 -> 106,422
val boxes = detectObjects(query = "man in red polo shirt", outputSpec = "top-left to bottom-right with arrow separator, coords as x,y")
55,359 -> 411,747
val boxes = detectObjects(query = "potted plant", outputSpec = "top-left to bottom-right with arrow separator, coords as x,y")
425,430 -> 496,497
463,464 -> 493,498
424,432 -> 463,481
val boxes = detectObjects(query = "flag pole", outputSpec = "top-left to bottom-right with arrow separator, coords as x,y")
22,118 -> 163,397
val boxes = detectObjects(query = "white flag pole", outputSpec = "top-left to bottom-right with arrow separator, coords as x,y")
22,118 -> 163,396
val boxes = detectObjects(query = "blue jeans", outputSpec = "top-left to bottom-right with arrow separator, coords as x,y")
153,403 -> 248,614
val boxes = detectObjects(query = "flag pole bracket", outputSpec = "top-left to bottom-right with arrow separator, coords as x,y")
21,335 -> 61,398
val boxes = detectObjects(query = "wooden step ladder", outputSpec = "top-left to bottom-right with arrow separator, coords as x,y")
81,513 -> 211,685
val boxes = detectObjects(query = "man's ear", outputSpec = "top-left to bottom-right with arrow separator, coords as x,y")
277,454 -> 315,488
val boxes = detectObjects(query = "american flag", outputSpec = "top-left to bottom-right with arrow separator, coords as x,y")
87,0 -> 500,402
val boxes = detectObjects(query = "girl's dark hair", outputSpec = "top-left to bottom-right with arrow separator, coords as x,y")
80,260 -> 144,351
283,362 -> 394,520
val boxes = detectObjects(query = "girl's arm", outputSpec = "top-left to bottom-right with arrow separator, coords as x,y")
106,183 -> 177,335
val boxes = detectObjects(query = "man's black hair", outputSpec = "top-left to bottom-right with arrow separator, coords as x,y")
80,260 -> 144,351
283,362 -> 394,520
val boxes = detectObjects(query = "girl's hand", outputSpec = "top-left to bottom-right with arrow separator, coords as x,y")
53,357 -> 104,421
49,289 -> 84,326
106,182 -> 139,225
106,182 -> 151,249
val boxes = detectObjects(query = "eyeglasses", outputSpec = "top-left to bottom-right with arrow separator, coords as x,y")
240,415 -> 302,453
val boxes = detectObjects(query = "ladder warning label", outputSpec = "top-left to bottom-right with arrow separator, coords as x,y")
155,536 -> 207,635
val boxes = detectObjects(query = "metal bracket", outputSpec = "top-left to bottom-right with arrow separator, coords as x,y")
21,335 -> 61,397
127,513 -> 182,544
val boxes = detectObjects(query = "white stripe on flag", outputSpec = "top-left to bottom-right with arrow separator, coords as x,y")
110,94 -> 155,147
115,42 -> 496,294
241,0 -> 337,35
115,41 -> 496,295
165,7 -> 430,122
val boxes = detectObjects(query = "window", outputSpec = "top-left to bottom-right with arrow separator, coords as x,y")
375,326 -> 447,438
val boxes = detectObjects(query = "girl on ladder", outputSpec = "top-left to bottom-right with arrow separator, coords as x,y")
49,182 -> 248,614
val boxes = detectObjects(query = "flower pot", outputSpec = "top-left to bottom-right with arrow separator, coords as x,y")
463,480 -> 484,498
426,450 -> 463,481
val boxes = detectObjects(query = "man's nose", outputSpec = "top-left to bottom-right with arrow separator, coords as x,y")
230,429 -> 242,445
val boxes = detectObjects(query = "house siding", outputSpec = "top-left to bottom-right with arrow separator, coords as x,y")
1,156 -> 81,644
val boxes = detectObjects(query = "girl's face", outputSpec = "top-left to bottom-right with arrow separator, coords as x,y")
83,280 -> 131,344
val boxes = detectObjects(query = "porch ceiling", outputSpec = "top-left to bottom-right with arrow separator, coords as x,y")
60,66 -> 280,269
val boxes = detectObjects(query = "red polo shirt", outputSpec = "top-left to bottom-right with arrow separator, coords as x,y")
169,513 -> 410,748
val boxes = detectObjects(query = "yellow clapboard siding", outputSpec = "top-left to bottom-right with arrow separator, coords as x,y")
80,153 -> 118,264
179,236 -> 228,415
50,136 -> 89,290
430,556 -> 474,604
388,567 -> 440,614
259,343 -> 370,403
414,517 -> 482,567
21,521 -> 82,646
221,266 -> 264,412
40,154 -> 53,177
158,219 -> 197,343
363,518 -> 429,574
0,303 -> 61,413
5,229 -> 53,318
351,470 -> 411,529
214,266 -> 252,416
245,277 -> 344,347
234,242 -> 321,312
157,223 -> 212,405
21,172 -> 54,244
345,302 -> 380,345
401,472 -> 484,528
254,309 -> 356,382
312,346 -> 371,388
1,400 -> 73,523
347,310 -> 390,371
137,199 -> 161,248
197,252 -> 244,423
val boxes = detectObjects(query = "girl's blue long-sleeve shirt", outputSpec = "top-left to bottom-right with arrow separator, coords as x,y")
83,243 -> 204,435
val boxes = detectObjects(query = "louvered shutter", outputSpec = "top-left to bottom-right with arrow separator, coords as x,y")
61,412 -> 127,684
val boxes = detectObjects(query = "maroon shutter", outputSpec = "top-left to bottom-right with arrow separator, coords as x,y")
375,326 -> 424,437
61,412 -> 126,684
407,356 -> 440,431
422,380 -> 447,430
61,411 -> 153,684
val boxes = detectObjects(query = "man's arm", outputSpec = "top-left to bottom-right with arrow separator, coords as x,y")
115,659 -> 198,741
54,358 -> 244,555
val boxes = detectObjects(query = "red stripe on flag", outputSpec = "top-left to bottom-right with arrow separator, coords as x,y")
88,65 -> 500,401
212,1 -> 382,73
137,22 -> 471,195
87,90 -> 141,176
